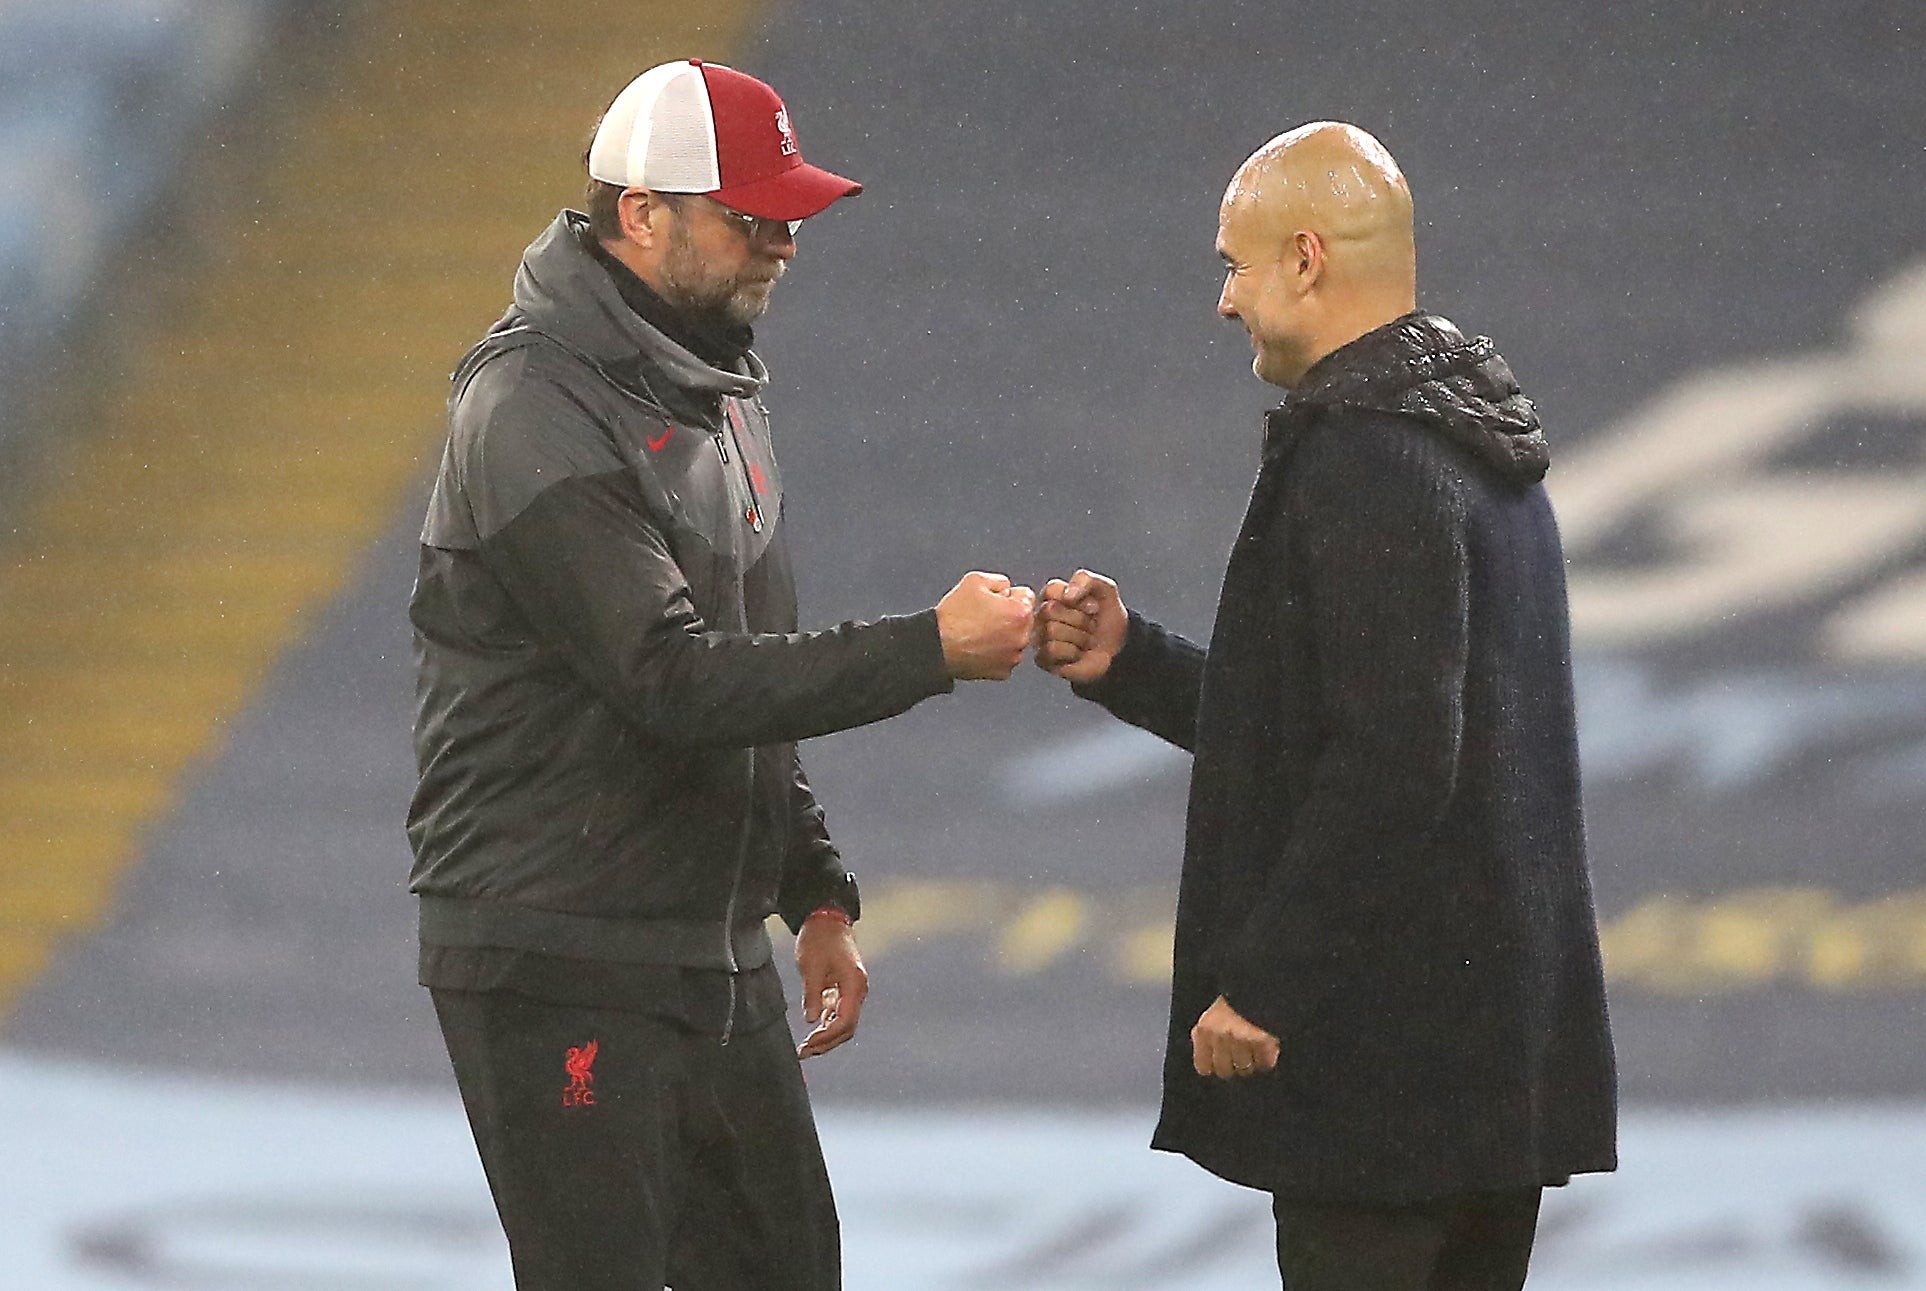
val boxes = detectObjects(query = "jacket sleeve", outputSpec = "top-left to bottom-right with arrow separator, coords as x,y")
775,749 -> 861,933
1215,426 -> 1471,1040
1071,610 -> 1207,751
460,368 -> 955,748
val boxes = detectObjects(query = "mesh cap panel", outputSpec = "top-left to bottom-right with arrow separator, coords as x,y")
587,62 -> 720,191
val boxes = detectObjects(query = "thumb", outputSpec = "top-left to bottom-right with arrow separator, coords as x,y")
800,959 -> 828,1024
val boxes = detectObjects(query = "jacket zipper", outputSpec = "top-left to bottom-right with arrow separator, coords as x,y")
714,400 -> 756,1045
720,774 -> 749,1047
721,399 -> 765,533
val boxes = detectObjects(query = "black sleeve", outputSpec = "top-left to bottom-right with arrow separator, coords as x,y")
462,370 -> 955,748
1071,610 -> 1206,751
1216,429 -> 1471,1039
775,749 -> 861,933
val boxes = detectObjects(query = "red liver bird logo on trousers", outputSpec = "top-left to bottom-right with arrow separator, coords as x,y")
562,1040 -> 599,1107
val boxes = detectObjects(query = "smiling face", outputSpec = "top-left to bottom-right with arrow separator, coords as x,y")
1215,187 -> 1321,389
1212,122 -> 1419,390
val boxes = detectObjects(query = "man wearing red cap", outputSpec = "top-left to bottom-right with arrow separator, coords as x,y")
407,60 -> 1036,1289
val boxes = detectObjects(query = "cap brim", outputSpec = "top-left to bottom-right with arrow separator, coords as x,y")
711,162 -> 862,222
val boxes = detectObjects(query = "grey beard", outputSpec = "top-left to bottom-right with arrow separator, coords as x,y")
668,286 -> 764,334
660,229 -> 773,326
717,287 -> 770,326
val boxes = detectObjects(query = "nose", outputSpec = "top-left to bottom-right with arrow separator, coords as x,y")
1216,285 -> 1237,319
764,224 -> 797,260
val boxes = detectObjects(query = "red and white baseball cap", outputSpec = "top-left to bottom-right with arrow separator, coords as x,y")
587,60 -> 862,222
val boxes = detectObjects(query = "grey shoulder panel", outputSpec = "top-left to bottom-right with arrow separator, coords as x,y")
419,433 -> 478,550
440,344 -> 663,543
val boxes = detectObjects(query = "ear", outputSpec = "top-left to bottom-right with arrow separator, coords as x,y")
617,189 -> 662,248
1291,229 -> 1326,291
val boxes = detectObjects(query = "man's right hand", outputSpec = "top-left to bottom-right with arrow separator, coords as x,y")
936,571 -> 1037,680
1034,569 -> 1127,685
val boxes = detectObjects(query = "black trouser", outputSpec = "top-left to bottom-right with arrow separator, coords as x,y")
431,988 -> 839,1291
1273,1187 -> 1542,1291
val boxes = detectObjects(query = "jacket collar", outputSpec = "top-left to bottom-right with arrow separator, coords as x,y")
1274,311 -> 1549,484
509,211 -> 766,405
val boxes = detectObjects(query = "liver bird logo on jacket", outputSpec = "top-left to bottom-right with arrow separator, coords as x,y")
562,1040 -> 599,1107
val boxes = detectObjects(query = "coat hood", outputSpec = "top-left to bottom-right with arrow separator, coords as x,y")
1291,312 -> 1548,484
456,211 -> 766,410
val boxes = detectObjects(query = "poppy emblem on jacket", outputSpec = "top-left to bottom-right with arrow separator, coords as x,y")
563,1040 -> 598,1107
647,426 -> 675,453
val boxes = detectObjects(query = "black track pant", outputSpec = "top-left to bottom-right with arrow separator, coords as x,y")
1272,1187 -> 1542,1291
431,988 -> 839,1291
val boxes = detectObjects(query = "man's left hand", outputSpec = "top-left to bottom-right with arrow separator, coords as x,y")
1191,995 -> 1280,1079
795,910 -> 868,1059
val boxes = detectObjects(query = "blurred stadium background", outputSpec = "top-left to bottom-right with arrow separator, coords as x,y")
2,0 -> 1923,1286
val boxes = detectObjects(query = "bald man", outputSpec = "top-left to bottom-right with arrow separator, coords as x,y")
1034,123 -> 1617,1289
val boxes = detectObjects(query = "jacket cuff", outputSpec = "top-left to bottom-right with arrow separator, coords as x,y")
890,607 -> 957,696
1213,921 -> 1328,1044
779,869 -> 862,935
1070,609 -> 1156,705
1214,965 -> 1302,1045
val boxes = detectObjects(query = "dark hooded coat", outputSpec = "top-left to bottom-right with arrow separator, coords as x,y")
1078,314 -> 1617,1202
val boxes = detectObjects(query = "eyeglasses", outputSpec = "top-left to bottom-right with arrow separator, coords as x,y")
699,199 -> 803,243
643,191 -> 803,243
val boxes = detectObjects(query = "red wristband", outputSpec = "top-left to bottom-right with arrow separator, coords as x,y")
804,905 -> 853,926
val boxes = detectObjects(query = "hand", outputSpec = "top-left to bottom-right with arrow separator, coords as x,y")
936,571 -> 1038,680
795,911 -> 868,1059
1191,995 -> 1280,1079
1033,569 -> 1127,685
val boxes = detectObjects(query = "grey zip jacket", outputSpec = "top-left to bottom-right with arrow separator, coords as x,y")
406,211 -> 953,976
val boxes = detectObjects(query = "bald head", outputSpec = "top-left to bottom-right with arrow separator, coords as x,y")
1215,122 -> 1417,387
1227,122 -> 1415,286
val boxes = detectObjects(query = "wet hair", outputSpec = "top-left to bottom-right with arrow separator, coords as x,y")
583,123 -> 626,241
585,176 -> 687,243
586,177 -> 625,242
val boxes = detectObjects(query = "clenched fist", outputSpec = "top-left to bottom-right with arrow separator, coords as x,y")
1191,995 -> 1280,1080
936,571 -> 1037,680
1033,569 -> 1127,685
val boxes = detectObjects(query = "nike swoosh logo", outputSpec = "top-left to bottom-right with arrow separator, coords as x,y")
647,427 -> 674,452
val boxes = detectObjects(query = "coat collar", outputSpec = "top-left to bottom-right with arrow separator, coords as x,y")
1268,312 -> 1550,484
